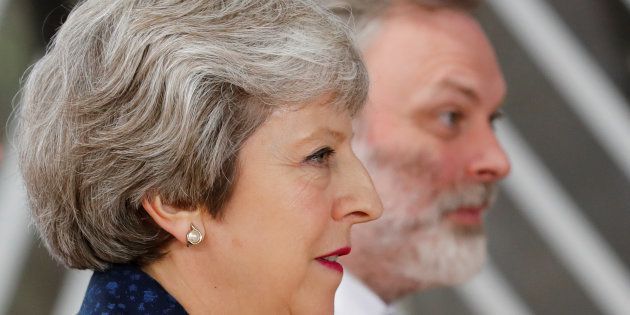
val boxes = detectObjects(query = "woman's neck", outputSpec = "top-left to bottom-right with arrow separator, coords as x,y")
142,243 -> 292,314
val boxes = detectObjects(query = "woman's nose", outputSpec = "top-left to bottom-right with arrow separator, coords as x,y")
332,154 -> 383,223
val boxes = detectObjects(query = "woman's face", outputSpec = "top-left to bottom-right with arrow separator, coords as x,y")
201,98 -> 383,314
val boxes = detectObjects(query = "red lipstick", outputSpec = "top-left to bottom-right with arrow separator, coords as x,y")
315,247 -> 351,273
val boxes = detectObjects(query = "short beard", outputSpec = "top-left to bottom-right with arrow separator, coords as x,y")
398,214 -> 488,288
378,184 -> 493,289
352,137 -> 495,291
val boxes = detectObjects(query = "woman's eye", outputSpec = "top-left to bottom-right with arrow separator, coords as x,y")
304,147 -> 335,166
438,110 -> 463,127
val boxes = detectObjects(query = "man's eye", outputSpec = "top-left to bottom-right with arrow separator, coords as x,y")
438,111 -> 463,127
304,147 -> 335,166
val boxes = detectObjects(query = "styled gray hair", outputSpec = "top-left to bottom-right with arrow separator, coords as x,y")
324,0 -> 482,47
16,0 -> 368,271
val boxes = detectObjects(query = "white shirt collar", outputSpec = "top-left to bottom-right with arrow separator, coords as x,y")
335,272 -> 396,315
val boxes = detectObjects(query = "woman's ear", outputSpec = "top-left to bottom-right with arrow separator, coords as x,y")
142,195 -> 206,246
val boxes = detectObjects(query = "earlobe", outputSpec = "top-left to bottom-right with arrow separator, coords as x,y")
141,195 -> 206,246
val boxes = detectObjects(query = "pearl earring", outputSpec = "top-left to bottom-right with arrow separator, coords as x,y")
186,224 -> 203,247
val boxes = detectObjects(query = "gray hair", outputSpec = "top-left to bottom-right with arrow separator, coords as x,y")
324,0 -> 482,47
16,0 -> 368,271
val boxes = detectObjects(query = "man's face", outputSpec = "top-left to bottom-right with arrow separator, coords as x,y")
348,6 -> 511,299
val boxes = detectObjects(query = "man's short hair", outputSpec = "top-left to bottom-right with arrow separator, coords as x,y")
325,0 -> 482,47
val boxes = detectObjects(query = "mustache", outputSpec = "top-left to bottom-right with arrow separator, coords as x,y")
437,183 -> 498,215
381,183 -> 498,235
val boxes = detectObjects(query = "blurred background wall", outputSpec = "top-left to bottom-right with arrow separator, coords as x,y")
0,0 -> 628,314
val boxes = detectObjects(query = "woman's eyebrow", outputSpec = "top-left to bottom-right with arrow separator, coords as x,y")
293,127 -> 346,147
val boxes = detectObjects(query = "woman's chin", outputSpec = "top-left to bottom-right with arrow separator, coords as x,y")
290,297 -> 335,315
288,266 -> 340,314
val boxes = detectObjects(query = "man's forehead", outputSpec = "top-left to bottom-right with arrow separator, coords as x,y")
379,4 -> 489,52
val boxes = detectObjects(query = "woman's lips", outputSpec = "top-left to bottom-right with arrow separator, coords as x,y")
315,247 -> 351,273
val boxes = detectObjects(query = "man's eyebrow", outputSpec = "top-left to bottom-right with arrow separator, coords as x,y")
439,77 -> 479,104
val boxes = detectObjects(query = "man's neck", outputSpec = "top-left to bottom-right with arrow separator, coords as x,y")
345,255 -> 428,303
335,272 -> 389,315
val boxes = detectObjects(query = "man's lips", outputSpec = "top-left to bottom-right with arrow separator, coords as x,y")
443,205 -> 486,225
315,247 -> 351,273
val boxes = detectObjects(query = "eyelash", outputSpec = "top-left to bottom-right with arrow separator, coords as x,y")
304,147 -> 335,166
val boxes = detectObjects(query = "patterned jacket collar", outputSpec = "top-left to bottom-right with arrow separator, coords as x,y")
79,264 -> 187,314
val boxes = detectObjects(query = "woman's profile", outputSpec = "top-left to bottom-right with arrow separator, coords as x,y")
15,0 -> 382,313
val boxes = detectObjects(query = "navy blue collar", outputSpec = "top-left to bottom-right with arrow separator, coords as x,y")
79,264 -> 187,314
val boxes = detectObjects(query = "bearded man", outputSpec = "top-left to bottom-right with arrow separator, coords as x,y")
328,0 -> 512,313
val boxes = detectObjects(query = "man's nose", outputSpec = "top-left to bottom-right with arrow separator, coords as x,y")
466,128 -> 511,183
332,154 -> 383,224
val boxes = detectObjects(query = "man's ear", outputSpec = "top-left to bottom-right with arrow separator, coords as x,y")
142,195 -> 205,245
